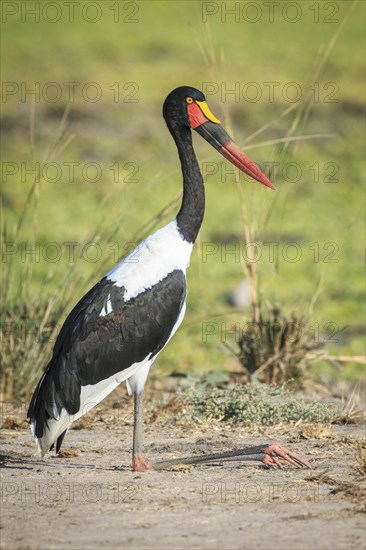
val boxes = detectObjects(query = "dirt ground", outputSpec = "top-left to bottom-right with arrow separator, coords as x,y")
1,396 -> 365,550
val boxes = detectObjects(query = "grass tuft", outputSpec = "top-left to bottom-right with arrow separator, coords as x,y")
0,299 -> 64,400
235,305 -> 324,386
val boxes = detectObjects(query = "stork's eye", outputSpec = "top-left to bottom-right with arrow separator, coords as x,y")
186,97 -> 194,104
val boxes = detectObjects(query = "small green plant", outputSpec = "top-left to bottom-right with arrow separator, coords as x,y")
178,381 -> 338,426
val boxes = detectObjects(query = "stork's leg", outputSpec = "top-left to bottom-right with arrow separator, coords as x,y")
132,389 -> 152,472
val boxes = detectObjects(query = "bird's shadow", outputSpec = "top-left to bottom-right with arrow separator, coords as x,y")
0,452 -> 130,472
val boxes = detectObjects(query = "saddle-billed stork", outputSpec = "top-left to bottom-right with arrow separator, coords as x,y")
28,86 -> 309,471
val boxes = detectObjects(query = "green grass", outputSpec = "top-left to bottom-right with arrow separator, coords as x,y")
1,1 -> 365,398
177,380 -> 340,425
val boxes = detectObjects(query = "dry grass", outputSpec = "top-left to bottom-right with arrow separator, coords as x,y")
299,424 -> 334,440
57,448 -> 80,458
302,425 -> 366,513
305,471 -> 366,513
1,299 -> 65,400
354,442 -> 366,478
336,386 -> 366,425
1,416 -> 28,430
149,395 -> 184,424
236,305 -> 324,385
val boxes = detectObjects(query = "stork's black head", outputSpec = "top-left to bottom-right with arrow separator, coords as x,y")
162,86 -> 219,130
163,86 -> 275,189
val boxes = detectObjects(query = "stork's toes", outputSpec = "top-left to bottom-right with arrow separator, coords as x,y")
262,444 -> 311,469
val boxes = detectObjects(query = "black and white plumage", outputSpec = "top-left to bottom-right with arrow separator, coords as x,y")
28,86 -> 276,471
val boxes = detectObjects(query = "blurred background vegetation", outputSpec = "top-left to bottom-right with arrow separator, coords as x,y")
1,0 -> 365,400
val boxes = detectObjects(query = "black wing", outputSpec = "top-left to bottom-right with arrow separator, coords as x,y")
28,269 -> 186,437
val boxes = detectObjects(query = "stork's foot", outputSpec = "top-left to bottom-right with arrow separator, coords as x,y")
262,444 -> 311,469
132,454 -> 152,472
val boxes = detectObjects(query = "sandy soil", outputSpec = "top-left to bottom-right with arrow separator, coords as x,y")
1,399 -> 365,550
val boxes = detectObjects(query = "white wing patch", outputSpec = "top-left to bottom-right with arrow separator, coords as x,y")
100,296 -> 112,317
106,219 -> 193,301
